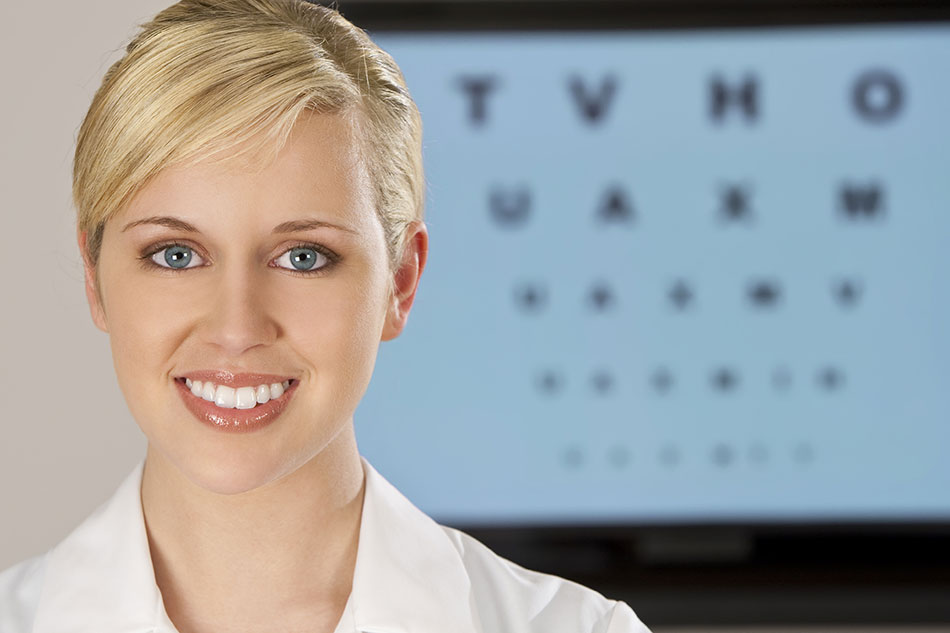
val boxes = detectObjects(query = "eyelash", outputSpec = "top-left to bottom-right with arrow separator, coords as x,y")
138,241 -> 340,277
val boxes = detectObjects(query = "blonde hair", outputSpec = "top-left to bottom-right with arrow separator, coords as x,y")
74,0 -> 424,299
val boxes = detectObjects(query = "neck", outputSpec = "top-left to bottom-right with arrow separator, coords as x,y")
140,424 -> 365,633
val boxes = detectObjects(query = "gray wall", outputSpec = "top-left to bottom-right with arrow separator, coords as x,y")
0,0 -> 171,571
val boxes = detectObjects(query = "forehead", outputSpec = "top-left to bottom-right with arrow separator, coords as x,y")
118,111 -> 375,232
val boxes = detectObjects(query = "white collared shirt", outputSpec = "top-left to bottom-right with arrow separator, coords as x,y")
0,456 -> 651,633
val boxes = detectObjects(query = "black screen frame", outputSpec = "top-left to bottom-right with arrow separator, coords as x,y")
328,0 -> 950,624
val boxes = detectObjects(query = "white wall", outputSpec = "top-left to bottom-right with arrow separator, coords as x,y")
0,0 -> 172,571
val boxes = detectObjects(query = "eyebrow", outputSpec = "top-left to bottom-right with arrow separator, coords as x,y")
271,218 -> 359,236
122,216 -> 198,233
121,216 -> 358,235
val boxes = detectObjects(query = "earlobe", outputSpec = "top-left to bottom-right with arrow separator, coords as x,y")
381,221 -> 429,342
78,229 -> 109,333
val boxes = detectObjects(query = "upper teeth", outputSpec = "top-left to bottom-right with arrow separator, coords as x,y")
184,379 -> 291,409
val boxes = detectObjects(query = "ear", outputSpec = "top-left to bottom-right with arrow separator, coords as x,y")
380,221 -> 428,342
78,229 -> 109,333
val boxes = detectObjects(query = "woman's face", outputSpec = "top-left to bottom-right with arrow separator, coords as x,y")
82,112 -> 424,495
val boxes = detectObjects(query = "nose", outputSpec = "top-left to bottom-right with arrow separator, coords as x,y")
199,262 -> 278,356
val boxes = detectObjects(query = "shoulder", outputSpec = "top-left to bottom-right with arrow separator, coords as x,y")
0,553 -> 47,633
438,525 -> 652,633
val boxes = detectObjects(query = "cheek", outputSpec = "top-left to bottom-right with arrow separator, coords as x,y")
102,271 -> 196,401
276,277 -> 385,382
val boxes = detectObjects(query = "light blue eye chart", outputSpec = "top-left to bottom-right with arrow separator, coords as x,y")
354,24 -> 950,526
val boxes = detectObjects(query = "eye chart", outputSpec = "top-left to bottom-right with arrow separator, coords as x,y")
355,24 -> 950,525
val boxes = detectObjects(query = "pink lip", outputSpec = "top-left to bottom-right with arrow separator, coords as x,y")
174,376 -> 298,433
177,370 -> 296,389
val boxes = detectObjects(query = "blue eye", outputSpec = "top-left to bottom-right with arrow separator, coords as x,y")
151,245 -> 204,270
275,246 -> 328,272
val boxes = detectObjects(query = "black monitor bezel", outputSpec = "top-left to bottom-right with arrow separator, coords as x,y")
331,0 -> 950,623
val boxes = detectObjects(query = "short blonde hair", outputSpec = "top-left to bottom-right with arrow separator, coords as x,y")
74,0 -> 424,298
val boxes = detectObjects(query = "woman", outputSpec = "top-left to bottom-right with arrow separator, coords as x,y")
0,1 -> 651,631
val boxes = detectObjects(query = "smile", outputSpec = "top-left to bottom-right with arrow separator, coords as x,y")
174,373 -> 299,433
182,378 -> 292,410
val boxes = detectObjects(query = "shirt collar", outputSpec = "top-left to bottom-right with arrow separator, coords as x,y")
33,456 -> 481,633
351,457 -> 480,633
32,460 -> 170,633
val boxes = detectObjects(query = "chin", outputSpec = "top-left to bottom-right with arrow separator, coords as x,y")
160,439 -> 296,496
188,463 -> 276,496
